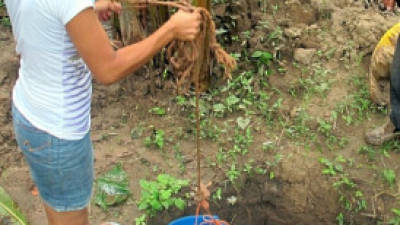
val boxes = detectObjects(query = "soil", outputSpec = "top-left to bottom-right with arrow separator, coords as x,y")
2,0 -> 400,225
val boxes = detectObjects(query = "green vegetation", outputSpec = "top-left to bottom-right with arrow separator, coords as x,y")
136,174 -> 188,224
0,186 -> 28,225
144,129 -> 165,150
94,164 -> 131,210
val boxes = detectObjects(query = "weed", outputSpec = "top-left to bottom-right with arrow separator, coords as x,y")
149,107 -> 166,116
262,141 -> 275,152
216,147 -> 228,166
251,50 -> 273,76
319,158 -> 343,176
226,163 -> 240,183
382,169 -> 396,187
144,129 -> 165,150
0,17 -> 10,27
243,159 -> 254,175
389,208 -> 400,225
228,126 -> 253,157
336,212 -> 344,225
285,109 -> 313,140
212,187 -> 223,202
200,119 -> 221,141
135,215 -> 147,225
137,174 -> 189,217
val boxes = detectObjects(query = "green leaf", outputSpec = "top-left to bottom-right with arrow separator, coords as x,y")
149,107 -> 166,116
383,169 -> 396,187
155,130 -> 165,149
94,163 -> 130,210
150,199 -> 162,211
213,104 -> 225,113
160,190 -> 172,201
251,51 -> 263,58
0,186 -> 29,225
252,51 -> 273,65
393,208 -> 400,216
225,95 -> 240,107
174,198 -> 185,210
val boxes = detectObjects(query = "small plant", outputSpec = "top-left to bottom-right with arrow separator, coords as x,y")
225,94 -> 240,112
135,214 -> 147,225
389,208 -> 400,225
212,187 -> 222,201
137,174 -> 189,217
0,186 -> 28,225
149,107 -> 166,116
336,212 -> 344,225
0,17 -> 11,27
358,145 -> 376,161
317,118 -> 333,138
226,163 -> 240,183
319,158 -> 343,176
383,169 -> 396,187
144,129 -> 165,149
251,50 -> 273,76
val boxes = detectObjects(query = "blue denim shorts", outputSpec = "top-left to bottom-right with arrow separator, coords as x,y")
12,105 -> 94,212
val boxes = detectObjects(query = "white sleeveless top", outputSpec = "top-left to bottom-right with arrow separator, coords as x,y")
6,0 -> 94,140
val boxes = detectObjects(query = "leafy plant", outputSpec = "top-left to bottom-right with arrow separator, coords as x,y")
226,163 -> 240,183
251,50 -> 273,76
137,174 -> 188,217
336,212 -> 344,225
149,107 -> 166,116
358,145 -> 376,161
383,169 -> 396,187
94,163 -> 131,210
212,187 -> 222,201
144,129 -> 165,149
319,158 -> 342,176
389,208 -> 400,225
135,214 -> 147,225
0,186 -> 28,225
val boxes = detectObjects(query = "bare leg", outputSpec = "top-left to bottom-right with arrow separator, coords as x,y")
44,203 -> 88,225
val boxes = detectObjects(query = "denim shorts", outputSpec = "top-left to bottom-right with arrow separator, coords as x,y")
12,104 -> 94,212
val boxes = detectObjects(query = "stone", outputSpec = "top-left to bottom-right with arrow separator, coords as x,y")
294,48 -> 316,64
284,27 -> 303,38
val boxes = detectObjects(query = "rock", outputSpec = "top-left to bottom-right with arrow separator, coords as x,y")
284,27 -> 303,38
294,48 -> 316,64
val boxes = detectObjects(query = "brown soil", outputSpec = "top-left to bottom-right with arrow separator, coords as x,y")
2,0 -> 400,225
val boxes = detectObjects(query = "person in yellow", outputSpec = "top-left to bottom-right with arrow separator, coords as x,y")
366,22 -> 400,145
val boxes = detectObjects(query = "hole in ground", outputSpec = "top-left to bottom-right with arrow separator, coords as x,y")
147,174 -> 349,225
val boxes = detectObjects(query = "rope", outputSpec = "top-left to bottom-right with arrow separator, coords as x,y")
122,1 -> 235,224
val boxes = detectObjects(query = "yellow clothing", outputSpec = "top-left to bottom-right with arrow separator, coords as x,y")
369,23 -> 400,106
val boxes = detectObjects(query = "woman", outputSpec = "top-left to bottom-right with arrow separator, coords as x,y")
4,0 -> 201,224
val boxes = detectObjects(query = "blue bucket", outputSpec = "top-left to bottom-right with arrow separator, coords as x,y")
168,215 -> 219,225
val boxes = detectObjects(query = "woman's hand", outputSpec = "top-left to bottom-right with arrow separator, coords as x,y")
168,10 -> 201,41
95,0 -> 122,21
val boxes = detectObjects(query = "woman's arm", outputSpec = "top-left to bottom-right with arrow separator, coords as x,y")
66,7 -> 200,85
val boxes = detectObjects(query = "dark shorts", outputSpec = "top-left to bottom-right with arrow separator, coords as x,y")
12,104 -> 94,212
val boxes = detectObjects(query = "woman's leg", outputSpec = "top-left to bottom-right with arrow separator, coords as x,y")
44,204 -> 88,225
